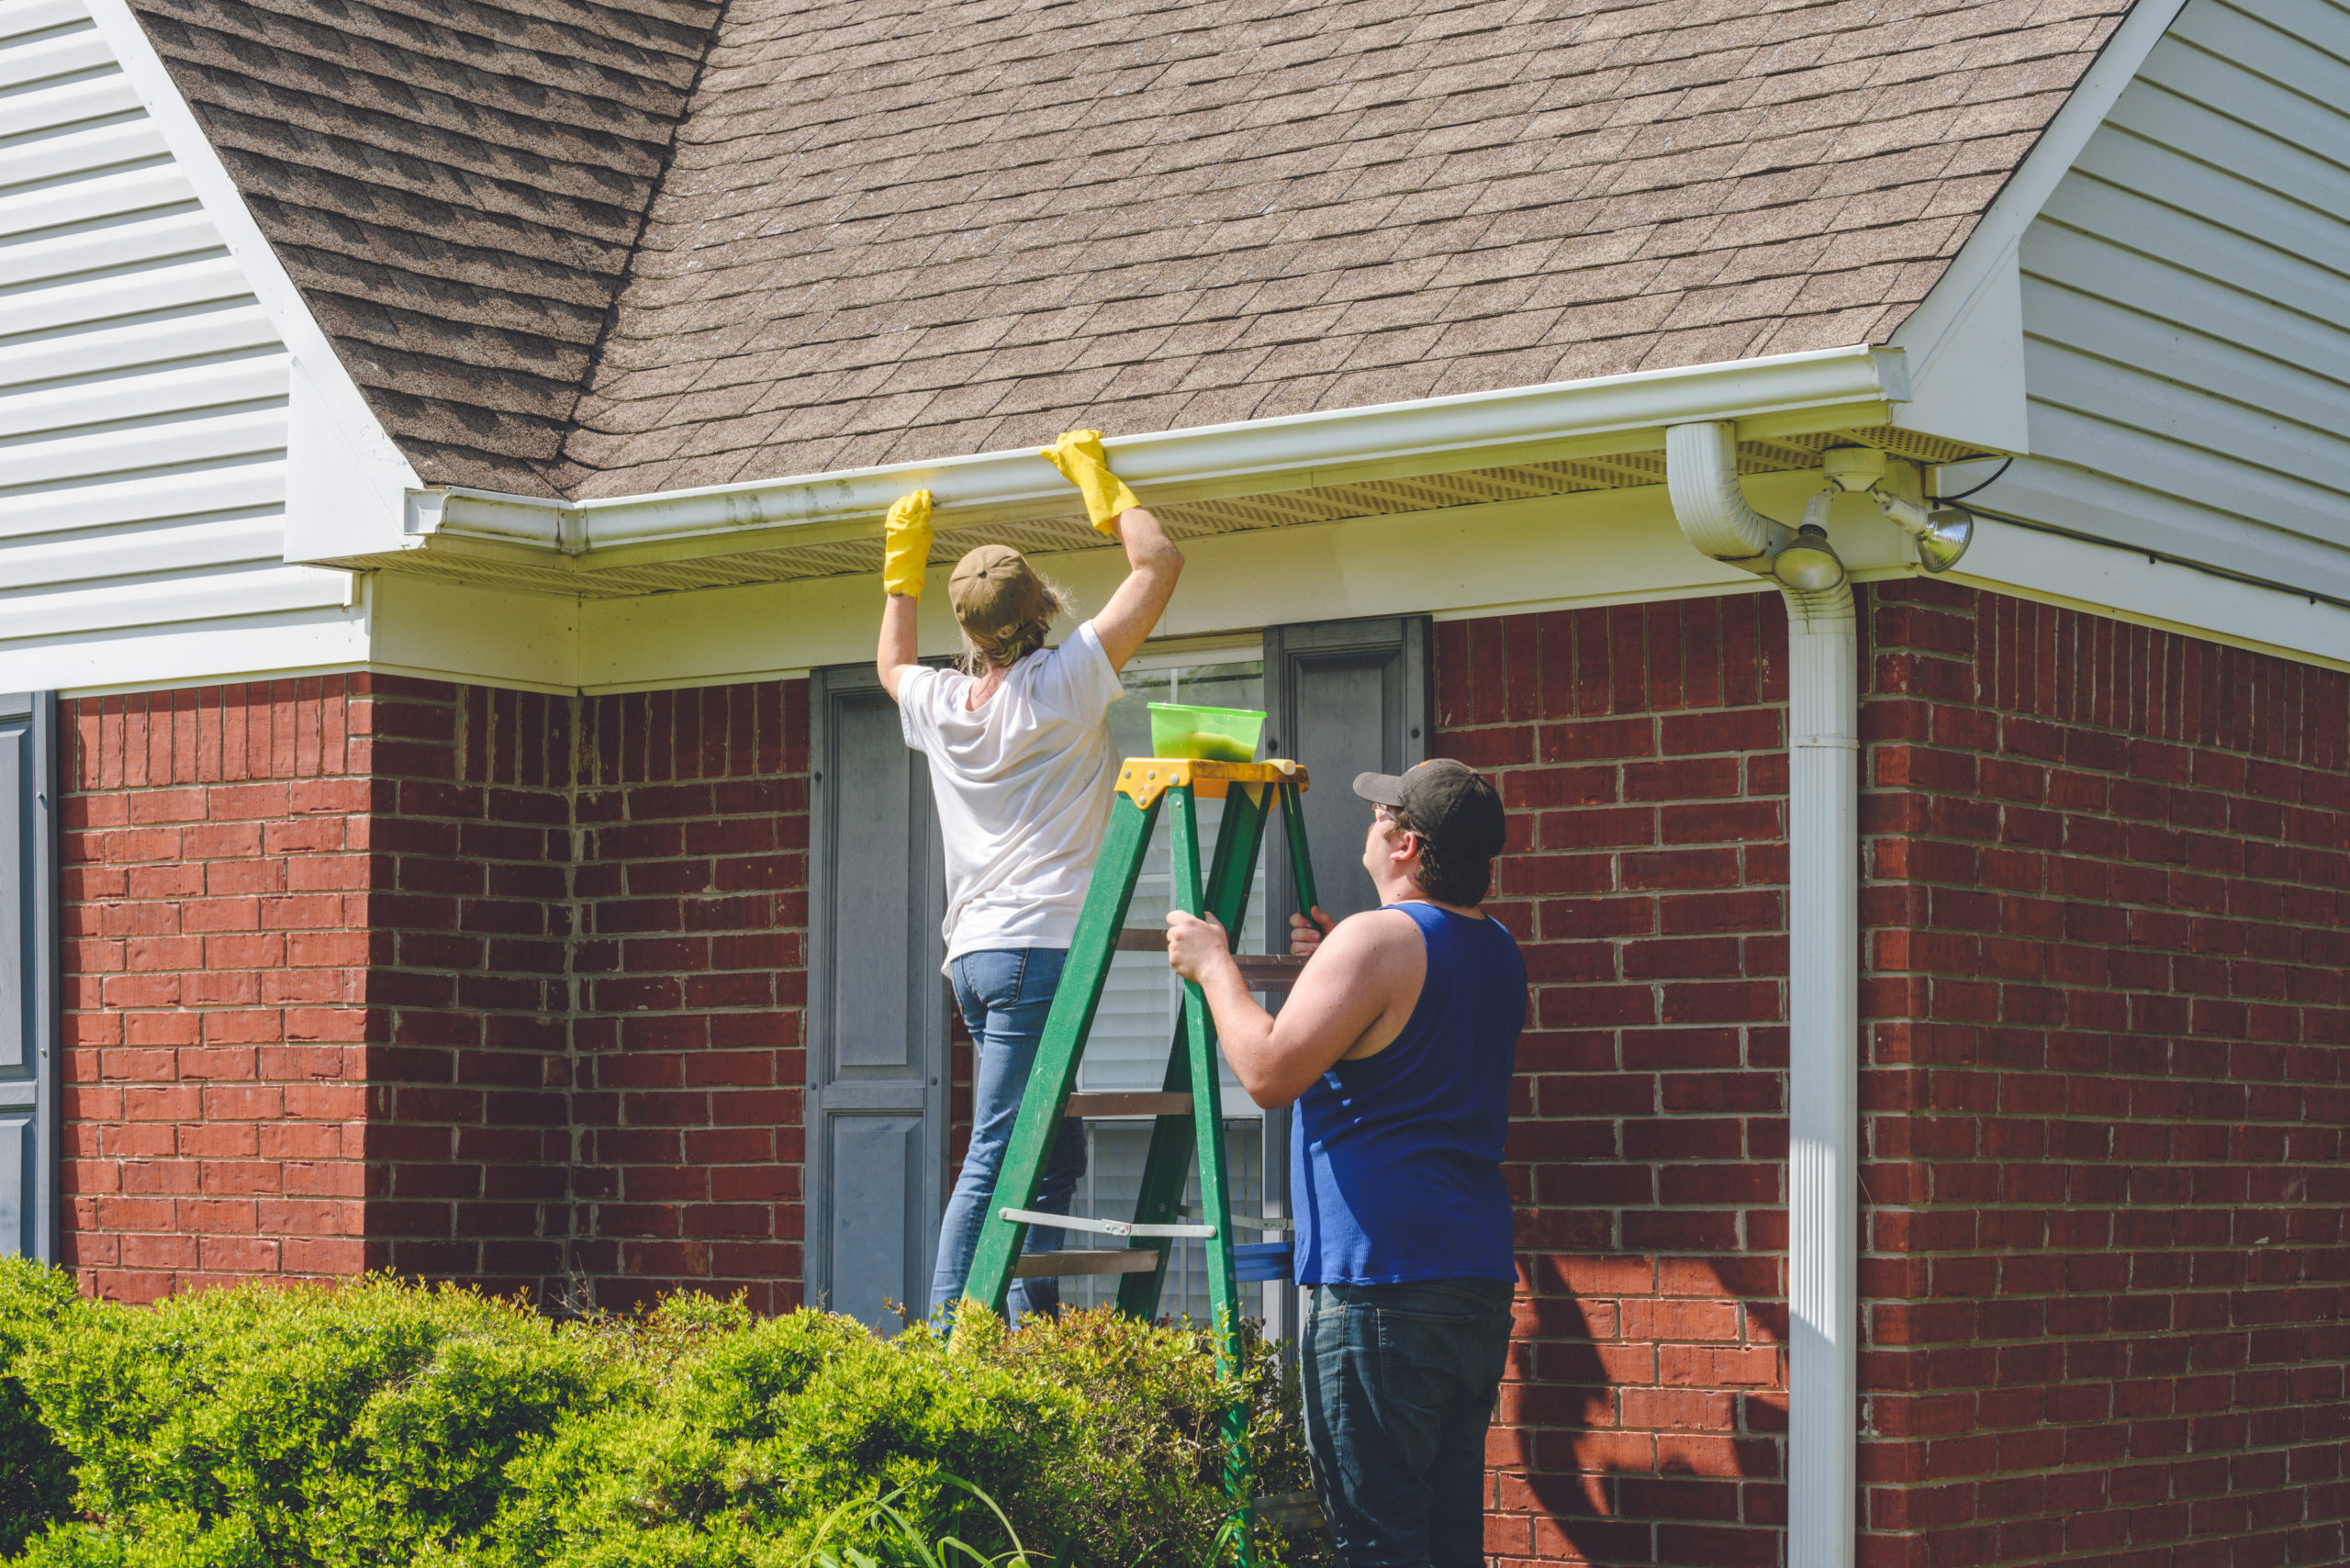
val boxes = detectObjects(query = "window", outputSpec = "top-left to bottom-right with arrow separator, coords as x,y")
1067,652 -> 1272,1318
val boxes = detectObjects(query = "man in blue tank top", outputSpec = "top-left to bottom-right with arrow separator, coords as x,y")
1168,758 -> 1524,1568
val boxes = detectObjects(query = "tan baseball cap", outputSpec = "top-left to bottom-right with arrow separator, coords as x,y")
948,544 -> 1046,642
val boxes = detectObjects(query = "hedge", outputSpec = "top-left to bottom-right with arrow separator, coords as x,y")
0,1260 -> 1326,1568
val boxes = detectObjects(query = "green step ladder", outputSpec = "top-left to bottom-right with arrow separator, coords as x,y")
957,756 -> 1322,1562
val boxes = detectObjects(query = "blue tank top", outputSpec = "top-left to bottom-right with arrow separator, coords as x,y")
1292,902 -> 1526,1285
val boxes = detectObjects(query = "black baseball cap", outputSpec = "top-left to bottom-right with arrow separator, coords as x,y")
1351,759 -> 1505,859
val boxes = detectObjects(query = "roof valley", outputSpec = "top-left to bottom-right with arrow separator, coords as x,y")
543,0 -> 739,500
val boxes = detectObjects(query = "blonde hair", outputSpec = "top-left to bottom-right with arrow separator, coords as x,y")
957,576 -> 1073,677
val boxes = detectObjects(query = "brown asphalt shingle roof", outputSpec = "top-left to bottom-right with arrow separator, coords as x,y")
134,0 -> 2136,499
128,0 -> 719,491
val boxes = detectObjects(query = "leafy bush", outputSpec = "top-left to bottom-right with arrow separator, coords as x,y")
0,1269 -> 1326,1568
481,1308 -> 1080,1568
13,1275 -> 612,1568
0,1260 -> 86,1556
954,1308 -> 1313,1567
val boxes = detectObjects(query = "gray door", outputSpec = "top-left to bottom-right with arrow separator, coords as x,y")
1259,619 -> 1429,1339
0,692 -> 59,1264
804,667 -> 948,1328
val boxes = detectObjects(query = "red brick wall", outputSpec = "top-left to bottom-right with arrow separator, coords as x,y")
1438,597 -> 1794,1568
569,681 -> 811,1315
1859,581 -> 2350,1568
56,589 -> 2350,1567
57,674 -> 812,1315
364,680 -> 578,1302
58,678 -> 374,1302
1443,583 -> 2350,1568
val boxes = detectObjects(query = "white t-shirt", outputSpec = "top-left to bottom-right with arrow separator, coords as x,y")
897,621 -> 1125,966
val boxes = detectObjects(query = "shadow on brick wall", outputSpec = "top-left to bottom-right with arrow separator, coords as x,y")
1496,1258 -> 1785,1567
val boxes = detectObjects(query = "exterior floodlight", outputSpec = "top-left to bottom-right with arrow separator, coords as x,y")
1914,508 -> 1974,573
1874,491 -> 1975,573
1771,522 -> 1847,593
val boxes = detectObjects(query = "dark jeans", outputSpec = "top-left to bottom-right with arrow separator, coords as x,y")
926,946 -> 1087,1323
1304,1278 -> 1516,1568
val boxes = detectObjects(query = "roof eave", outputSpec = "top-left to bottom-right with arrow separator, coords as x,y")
307,343 -> 1912,580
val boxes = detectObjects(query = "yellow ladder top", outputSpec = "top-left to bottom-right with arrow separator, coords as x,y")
1114,757 -> 1310,808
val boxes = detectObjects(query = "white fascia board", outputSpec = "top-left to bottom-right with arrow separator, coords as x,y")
1889,0 -> 2189,455
80,0 -> 420,561
396,343 -> 1908,571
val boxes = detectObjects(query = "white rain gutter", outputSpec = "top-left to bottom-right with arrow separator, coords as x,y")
382,345 -> 1908,570
1666,421 -> 1858,1568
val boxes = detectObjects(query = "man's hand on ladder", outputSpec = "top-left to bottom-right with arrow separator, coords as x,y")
1164,909 -> 1231,984
1288,906 -> 1335,958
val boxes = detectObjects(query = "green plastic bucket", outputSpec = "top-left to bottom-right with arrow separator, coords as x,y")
1147,702 -> 1265,763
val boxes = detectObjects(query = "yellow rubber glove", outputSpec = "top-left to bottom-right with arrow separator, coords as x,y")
881,487 -> 934,597
1040,430 -> 1141,535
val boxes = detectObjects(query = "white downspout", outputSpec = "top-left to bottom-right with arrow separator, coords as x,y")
1666,421 -> 1858,1568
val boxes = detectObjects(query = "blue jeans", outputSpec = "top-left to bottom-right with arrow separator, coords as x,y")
1304,1279 -> 1516,1568
927,947 -> 1087,1323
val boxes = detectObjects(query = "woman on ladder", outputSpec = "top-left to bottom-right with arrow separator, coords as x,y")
878,432 -> 1183,1325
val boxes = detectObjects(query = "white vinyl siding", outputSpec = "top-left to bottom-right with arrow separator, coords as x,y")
0,0 -> 352,691
2010,0 -> 2350,602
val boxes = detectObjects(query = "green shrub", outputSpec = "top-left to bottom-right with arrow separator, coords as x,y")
14,1276 -> 613,1568
481,1310 -> 1080,1567
0,1260 -> 87,1556
954,1308 -> 1315,1568
0,1268 -> 1326,1568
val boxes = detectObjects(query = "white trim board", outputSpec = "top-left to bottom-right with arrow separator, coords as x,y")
1942,515 -> 2350,675
567,472 -> 1853,694
47,500 -> 2350,696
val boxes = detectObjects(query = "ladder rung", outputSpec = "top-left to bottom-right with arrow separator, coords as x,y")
1000,1207 -> 1214,1239
1111,930 -> 1310,991
1062,1092 -> 1192,1118
1235,955 -> 1307,988
1013,1249 -> 1165,1278
1182,1207 -> 1293,1233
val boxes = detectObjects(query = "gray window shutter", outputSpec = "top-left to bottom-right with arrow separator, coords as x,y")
1258,618 -> 1429,1338
0,692 -> 60,1265
804,667 -> 948,1329
1262,616 -> 1432,927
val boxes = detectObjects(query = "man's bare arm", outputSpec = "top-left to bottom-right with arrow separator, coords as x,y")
1090,507 -> 1183,672
1166,908 -> 1423,1108
877,593 -> 922,700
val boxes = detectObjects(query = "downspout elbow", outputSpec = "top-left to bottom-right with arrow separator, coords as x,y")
1666,420 -> 1795,567
1665,421 -> 1852,627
